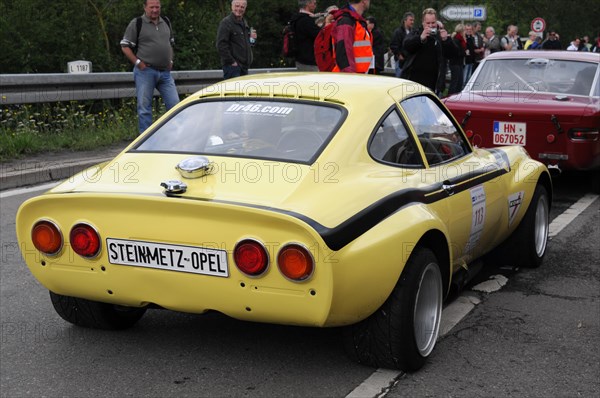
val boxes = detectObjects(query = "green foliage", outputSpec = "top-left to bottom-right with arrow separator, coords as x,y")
1,0 -> 598,74
0,101 -> 138,161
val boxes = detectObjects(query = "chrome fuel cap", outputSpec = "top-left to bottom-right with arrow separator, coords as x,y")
160,180 -> 187,195
176,156 -> 214,179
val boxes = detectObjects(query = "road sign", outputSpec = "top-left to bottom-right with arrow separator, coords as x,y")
67,60 -> 92,74
440,5 -> 487,21
531,17 -> 546,33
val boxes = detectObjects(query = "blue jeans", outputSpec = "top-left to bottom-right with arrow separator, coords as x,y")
133,66 -> 179,134
463,63 -> 473,87
395,59 -> 402,78
223,64 -> 248,80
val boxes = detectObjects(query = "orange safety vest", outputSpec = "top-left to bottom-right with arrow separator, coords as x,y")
332,20 -> 374,73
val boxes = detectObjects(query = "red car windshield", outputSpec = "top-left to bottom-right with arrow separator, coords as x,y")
468,58 -> 598,97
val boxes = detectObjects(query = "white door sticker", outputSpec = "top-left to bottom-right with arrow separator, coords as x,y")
465,185 -> 486,253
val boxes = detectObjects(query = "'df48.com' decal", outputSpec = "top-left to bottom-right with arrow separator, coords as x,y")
508,191 -> 524,227
225,103 -> 293,116
465,185 -> 486,254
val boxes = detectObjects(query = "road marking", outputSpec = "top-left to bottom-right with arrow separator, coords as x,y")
345,294 -> 483,398
548,193 -> 598,238
471,274 -> 508,293
439,294 -> 482,336
0,182 -> 59,199
345,369 -> 402,398
347,193 -> 598,398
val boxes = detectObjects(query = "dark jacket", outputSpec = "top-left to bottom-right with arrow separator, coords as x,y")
216,13 -> 253,68
448,34 -> 466,66
389,26 -> 413,66
464,34 -> 475,65
292,12 -> 321,65
401,28 -> 457,91
542,38 -> 562,50
371,27 -> 386,73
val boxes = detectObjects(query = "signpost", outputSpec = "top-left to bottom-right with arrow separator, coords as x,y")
440,5 -> 487,21
531,17 -> 546,33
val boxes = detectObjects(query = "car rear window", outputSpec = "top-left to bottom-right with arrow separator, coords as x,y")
134,100 -> 344,164
468,58 -> 599,96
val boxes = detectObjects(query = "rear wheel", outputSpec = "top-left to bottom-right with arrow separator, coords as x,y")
510,185 -> 550,268
50,291 -> 146,330
343,247 -> 443,371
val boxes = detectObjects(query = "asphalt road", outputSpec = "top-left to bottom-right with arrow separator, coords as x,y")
1,173 -> 598,397
388,182 -> 600,397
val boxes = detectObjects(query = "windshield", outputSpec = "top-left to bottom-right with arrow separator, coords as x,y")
134,100 -> 344,163
467,58 -> 598,96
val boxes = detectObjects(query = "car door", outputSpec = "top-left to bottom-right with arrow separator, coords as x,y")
398,94 -> 507,268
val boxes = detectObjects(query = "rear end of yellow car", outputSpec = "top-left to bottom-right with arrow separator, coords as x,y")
16,188 -> 346,326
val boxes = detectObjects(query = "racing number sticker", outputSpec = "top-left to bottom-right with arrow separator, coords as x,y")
465,185 -> 486,253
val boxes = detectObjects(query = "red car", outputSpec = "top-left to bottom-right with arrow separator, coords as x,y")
444,51 -> 600,174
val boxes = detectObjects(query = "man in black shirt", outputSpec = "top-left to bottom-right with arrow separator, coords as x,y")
292,0 -> 321,71
389,12 -> 415,77
542,31 -> 562,50
401,8 -> 456,93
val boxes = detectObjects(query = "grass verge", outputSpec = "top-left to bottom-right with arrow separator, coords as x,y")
0,100 -> 145,162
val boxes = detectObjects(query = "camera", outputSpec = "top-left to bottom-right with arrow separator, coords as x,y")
430,28 -> 438,36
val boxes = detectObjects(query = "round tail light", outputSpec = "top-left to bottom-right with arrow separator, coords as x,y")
234,239 -> 269,277
70,223 -> 101,258
31,220 -> 63,255
277,244 -> 314,281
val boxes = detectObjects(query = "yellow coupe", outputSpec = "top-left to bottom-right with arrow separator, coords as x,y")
16,73 -> 551,371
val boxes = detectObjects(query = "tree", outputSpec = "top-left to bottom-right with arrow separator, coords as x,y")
1,0 -> 598,74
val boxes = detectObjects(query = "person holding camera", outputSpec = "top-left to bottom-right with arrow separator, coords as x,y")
400,8 -> 457,93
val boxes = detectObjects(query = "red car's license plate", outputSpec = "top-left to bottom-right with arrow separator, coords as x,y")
493,121 -> 526,146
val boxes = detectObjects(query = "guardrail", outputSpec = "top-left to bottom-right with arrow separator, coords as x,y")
0,67 -> 397,105
0,68 -> 296,105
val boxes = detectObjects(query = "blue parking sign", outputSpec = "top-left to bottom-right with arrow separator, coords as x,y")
474,8 -> 482,17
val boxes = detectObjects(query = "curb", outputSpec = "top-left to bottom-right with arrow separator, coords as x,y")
0,157 -> 112,191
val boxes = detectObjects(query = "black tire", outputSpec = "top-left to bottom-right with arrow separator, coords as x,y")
50,291 -> 146,330
591,171 -> 599,194
343,247 -> 443,371
507,184 -> 550,268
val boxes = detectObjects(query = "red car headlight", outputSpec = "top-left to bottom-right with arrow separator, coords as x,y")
70,223 -> 101,258
31,220 -> 63,256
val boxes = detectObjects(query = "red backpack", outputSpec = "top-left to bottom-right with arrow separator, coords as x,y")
281,20 -> 296,58
314,22 -> 336,71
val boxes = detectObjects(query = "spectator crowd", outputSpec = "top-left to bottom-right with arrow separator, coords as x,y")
119,0 -> 600,130
272,0 -> 599,97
